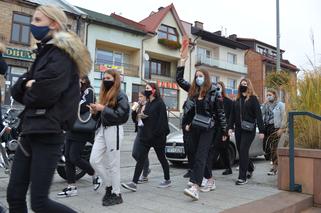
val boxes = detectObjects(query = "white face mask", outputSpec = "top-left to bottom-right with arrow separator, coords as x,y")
196,76 -> 205,86
267,95 -> 275,102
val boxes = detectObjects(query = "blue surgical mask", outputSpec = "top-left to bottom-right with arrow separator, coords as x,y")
196,76 -> 205,86
30,24 -> 50,41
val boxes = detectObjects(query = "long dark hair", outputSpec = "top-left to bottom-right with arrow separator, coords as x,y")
236,78 -> 257,101
80,75 -> 91,92
188,69 -> 212,98
146,82 -> 160,99
217,81 -> 228,98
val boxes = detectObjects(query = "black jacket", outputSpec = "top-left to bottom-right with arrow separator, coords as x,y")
95,91 -> 129,127
176,66 -> 227,133
11,40 -> 80,136
140,97 -> 170,147
223,97 -> 233,124
66,88 -> 95,142
228,95 -> 264,133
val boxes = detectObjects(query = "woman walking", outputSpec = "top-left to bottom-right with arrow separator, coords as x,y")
131,91 -> 151,183
89,69 -> 130,206
228,79 -> 264,185
57,76 -> 98,198
122,82 -> 171,191
178,68 -> 227,201
262,88 -> 286,175
7,5 -> 91,213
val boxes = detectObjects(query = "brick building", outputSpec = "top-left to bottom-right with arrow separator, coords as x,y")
0,0 -> 86,105
236,37 -> 299,102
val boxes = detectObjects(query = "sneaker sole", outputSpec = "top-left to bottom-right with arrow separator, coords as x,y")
121,184 -> 137,192
157,184 -> 171,188
56,193 -> 78,198
200,186 -> 216,192
236,181 -> 248,185
184,189 -> 199,201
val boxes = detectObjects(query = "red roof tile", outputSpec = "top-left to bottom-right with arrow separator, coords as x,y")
111,13 -> 146,32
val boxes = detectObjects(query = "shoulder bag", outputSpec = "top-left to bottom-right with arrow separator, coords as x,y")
240,100 -> 255,131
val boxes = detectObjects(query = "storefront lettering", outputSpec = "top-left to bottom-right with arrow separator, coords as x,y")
157,80 -> 178,90
96,64 -> 124,74
4,47 -> 35,61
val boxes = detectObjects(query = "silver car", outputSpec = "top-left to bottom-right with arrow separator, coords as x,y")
165,129 -> 265,167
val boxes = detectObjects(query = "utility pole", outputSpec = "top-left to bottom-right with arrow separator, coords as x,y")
276,0 -> 281,71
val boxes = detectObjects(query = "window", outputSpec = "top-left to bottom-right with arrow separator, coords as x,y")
227,53 -> 237,64
257,46 -> 268,55
131,84 -> 145,102
197,47 -> 211,58
158,24 -> 178,41
11,13 -> 31,45
160,88 -> 178,110
227,79 -> 237,89
211,75 -> 220,83
145,59 -> 170,77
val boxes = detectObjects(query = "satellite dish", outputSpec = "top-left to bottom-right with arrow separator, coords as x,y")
144,53 -> 150,61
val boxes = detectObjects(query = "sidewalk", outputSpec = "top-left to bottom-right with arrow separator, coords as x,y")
0,134 -> 280,212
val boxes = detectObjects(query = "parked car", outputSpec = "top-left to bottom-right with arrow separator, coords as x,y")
165,129 -> 265,168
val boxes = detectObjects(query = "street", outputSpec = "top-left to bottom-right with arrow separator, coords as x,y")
0,133 -> 279,213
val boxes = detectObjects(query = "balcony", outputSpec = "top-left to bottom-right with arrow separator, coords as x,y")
95,60 -> 139,77
196,54 -> 247,74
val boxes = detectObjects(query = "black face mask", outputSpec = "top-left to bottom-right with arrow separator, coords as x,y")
239,85 -> 248,93
144,90 -> 152,98
103,80 -> 114,90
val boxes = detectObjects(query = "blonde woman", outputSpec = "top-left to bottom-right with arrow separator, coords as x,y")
89,69 -> 129,206
7,5 -> 91,213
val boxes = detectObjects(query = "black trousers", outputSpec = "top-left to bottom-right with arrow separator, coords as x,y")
132,137 -> 169,184
132,127 -> 150,177
211,128 -> 231,170
182,127 -> 197,170
190,128 -> 215,187
7,134 -> 77,213
65,138 -> 95,184
235,129 -> 256,180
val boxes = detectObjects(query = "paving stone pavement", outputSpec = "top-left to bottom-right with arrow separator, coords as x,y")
0,133 -> 280,212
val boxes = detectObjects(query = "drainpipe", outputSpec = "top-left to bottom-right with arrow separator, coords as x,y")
140,34 -> 153,81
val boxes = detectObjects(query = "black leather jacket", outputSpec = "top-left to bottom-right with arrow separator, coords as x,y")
176,66 -> 227,133
95,90 -> 130,127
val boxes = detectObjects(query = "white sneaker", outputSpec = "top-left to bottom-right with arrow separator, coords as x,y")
184,185 -> 199,200
57,186 -> 78,198
92,176 -> 102,191
201,178 -> 207,187
236,166 -> 239,171
187,181 -> 193,187
200,179 -> 216,192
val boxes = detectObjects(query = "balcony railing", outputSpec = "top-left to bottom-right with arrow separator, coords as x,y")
196,54 -> 247,74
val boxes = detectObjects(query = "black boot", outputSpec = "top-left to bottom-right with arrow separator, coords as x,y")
183,170 -> 192,178
106,193 -> 123,206
102,186 -> 112,206
222,168 -> 232,175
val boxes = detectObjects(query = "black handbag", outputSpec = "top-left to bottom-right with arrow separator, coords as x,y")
72,88 -> 97,133
192,100 -> 214,131
240,101 -> 255,131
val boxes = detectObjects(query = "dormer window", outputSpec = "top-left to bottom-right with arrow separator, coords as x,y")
158,24 -> 178,41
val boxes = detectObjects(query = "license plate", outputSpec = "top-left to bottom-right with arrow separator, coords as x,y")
166,147 -> 184,153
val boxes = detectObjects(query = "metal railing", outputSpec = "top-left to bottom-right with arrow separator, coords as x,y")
196,54 -> 247,74
288,111 -> 321,192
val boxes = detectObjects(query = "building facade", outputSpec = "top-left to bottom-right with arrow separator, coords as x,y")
0,0 -> 86,105
236,37 -> 298,102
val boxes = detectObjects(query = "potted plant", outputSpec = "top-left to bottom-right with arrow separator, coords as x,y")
158,38 -> 181,50
274,68 -> 321,206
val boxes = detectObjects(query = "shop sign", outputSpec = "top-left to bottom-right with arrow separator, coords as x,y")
3,47 -> 35,61
96,64 -> 124,74
157,80 -> 178,90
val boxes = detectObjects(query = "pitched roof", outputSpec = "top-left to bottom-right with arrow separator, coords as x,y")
192,27 -> 249,50
76,7 -> 146,35
139,4 -> 186,35
24,0 -> 86,16
237,37 -> 285,52
111,13 -> 146,32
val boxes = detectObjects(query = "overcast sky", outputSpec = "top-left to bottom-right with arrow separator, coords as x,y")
66,0 -> 321,71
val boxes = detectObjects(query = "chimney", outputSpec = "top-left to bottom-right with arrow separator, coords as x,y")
229,34 -> 237,40
213,30 -> 221,36
158,6 -> 164,11
194,21 -> 203,30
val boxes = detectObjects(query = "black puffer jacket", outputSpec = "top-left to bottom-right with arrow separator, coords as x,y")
11,39 -> 80,136
95,91 -> 130,127
176,66 -> 227,133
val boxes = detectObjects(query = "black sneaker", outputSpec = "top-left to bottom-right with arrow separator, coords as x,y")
102,186 -> 112,204
246,171 -> 253,179
121,182 -> 137,192
183,170 -> 192,178
57,186 -> 78,198
222,168 -> 232,175
235,179 -> 248,185
103,193 -> 123,206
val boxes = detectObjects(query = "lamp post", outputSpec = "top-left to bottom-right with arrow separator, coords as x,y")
276,0 -> 281,71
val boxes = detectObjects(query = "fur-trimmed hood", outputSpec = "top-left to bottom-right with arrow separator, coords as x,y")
51,31 -> 92,77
